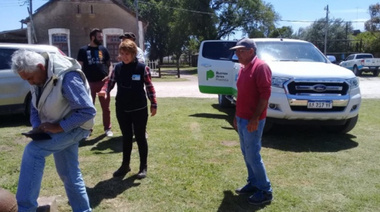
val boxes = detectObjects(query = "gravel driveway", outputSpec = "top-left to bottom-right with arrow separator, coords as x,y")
110,75 -> 379,99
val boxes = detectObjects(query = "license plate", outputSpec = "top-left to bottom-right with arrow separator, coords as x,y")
307,101 -> 332,109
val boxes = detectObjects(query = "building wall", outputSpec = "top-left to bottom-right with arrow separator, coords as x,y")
31,0 -> 142,58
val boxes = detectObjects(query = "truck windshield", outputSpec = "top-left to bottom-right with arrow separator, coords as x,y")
255,41 -> 327,63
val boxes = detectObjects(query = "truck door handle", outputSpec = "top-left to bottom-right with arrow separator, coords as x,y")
201,63 -> 211,68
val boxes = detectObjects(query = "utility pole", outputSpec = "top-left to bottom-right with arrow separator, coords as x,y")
135,0 -> 139,46
29,0 -> 32,14
324,5 -> 329,55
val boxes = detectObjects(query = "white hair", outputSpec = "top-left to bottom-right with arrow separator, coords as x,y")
11,49 -> 45,74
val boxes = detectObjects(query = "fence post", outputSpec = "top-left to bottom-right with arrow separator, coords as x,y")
158,65 -> 161,78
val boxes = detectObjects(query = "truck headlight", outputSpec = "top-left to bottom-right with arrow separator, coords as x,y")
272,77 -> 291,88
347,77 -> 359,89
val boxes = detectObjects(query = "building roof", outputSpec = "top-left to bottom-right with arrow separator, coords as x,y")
21,0 -> 137,24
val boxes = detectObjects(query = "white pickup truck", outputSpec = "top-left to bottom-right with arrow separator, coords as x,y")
197,38 -> 362,133
339,53 -> 380,76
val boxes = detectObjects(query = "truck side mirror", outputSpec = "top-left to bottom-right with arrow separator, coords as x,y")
232,54 -> 239,62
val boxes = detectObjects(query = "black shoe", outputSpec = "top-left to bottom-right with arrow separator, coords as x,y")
247,190 -> 273,205
136,169 -> 147,179
113,166 -> 131,178
235,184 -> 258,195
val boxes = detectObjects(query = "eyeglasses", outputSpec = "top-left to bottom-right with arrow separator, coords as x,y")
235,48 -> 251,53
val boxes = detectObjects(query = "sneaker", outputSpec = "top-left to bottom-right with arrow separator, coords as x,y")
235,184 -> 258,195
136,169 -> 147,179
105,129 -> 113,137
247,190 -> 273,205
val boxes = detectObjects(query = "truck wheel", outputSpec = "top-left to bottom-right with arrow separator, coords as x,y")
218,94 -> 233,108
263,120 -> 274,134
373,69 -> 379,77
353,66 -> 361,76
323,115 -> 358,133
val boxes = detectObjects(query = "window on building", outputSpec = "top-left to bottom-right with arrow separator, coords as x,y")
106,35 -> 121,63
52,34 -> 69,56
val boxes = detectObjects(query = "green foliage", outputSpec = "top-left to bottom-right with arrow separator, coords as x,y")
124,0 -> 279,64
269,26 -> 294,38
365,3 -> 380,31
212,0 -> 280,39
353,31 -> 380,53
297,18 -> 353,54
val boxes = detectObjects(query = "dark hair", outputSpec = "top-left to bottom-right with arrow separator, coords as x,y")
89,28 -> 102,39
119,32 -> 136,41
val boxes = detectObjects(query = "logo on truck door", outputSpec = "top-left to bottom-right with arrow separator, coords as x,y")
206,70 -> 215,80
206,70 -> 229,82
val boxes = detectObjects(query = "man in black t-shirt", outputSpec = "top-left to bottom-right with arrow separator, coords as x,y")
77,28 -> 113,137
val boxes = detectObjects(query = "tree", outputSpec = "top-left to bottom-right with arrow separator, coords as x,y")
354,31 -> 380,54
298,18 -> 353,54
211,0 -> 279,39
268,26 -> 293,38
137,1 -> 171,63
365,3 -> 380,31
123,0 -> 279,64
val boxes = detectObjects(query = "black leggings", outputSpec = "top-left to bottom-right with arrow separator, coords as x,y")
116,107 -> 148,171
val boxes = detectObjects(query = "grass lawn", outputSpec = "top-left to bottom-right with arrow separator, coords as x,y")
1,98 -> 380,212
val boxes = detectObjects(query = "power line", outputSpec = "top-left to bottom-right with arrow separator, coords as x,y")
281,19 -> 366,23
138,0 -> 214,15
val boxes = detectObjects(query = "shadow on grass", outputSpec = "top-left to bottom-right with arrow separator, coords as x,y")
87,175 -> 140,209
80,135 -> 124,154
79,134 -> 107,147
217,190 -> 269,212
262,125 -> 358,152
191,104 -> 358,153
189,104 -> 235,130
0,114 -> 30,127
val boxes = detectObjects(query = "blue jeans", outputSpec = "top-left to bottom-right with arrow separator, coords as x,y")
16,127 -> 92,212
236,116 -> 272,193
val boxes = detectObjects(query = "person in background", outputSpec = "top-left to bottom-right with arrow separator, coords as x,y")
230,38 -> 273,205
119,32 -> 145,63
98,39 -> 157,179
77,28 -> 113,137
11,49 -> 95,212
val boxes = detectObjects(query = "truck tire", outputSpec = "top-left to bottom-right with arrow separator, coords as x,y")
373,69 -> 379,77
218,94 -> 233,108
263,120 -> 274,134
353,66 -> 361,76
323,115 -> 358,133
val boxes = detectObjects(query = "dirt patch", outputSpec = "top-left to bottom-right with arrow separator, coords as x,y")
221,140 -> 239,147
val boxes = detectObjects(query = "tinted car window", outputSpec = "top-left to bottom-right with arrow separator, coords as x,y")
356,54 -> 373,59
0,48 -> 16,70
202,42 -> 236,61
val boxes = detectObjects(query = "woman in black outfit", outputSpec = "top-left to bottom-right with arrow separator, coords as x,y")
99,39 -> 157,179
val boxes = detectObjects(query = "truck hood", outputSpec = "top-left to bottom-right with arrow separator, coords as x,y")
267,61 -> 355,79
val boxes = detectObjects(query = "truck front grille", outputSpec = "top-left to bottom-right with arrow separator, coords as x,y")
287,81 -> 349,95
285,80 -> 350,112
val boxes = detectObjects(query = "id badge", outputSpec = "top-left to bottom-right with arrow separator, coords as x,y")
132,74 -> 141,81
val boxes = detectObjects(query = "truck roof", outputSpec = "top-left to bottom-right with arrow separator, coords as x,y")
251,38 -> 309,43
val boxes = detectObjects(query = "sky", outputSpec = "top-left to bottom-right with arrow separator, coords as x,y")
0,0 -> 376,34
